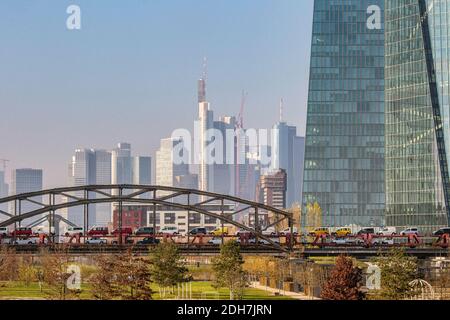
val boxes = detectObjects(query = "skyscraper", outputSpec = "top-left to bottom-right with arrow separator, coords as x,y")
133,156 -> 152,185
69,149 -> 96,188
272,122 -> 303,208
111,143 -> 133,185
156,137 -> 190,189
385,0 -> 450,232
11,168 -> 43,195
0,171 -> 9,217
303,0 -> 385,227
258,169 -> 287,210
198,104 -> 214,193
11,168 -> 43,224
94,150 -> 112,226
95,150 -> 112,186
293,136 -> 305,205
213,116 -> 236,196
68,149 -> 97,227
68,149 -> 114,227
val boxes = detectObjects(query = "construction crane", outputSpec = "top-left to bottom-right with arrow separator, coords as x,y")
234,91 -> 259,225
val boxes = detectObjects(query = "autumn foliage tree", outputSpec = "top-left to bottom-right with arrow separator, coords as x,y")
321,255 -> 364,300
18,258 -> 38,287
306,202 -> 322,231
116,249 -> 153,300
40,247 -> 81,300
0,246 -> 18,282
91,254 -> 122,300
91,250 -> 153,300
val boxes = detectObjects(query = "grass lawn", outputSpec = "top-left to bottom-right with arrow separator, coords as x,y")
0,281 -> 293,300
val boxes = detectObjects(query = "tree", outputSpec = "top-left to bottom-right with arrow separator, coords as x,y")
321,255 -> 364,300
91,254 -> 122,300
40,247 -> 81,300
116,249 -> 153,300
150,242 -> 190,298
274,204 -> 302,232
0,246 -> 18,282
18,258 -> 38,287
91,250 -> 153,300
374,248 -> 418,300
243,256 -> 273,282
212,241 -> 248,300
306,202 -> 322,231
292,204 -> 302,232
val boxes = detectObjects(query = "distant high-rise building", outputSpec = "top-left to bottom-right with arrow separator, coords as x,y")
156,137 -> 190,189
68,149 -> 97,227
213,116 -> 236,196
258,169 -> 287,210
11,168 -> 43,195
258,144 -> 272,176
234,131 -> 259,202
94,150 -> 112,226
67,149 -> 112,227
271,122 -> 302,207
385,0 -> 450,232
293,136 -> 305,205
302,0 -> 385,227
0,171 -> 9,217
198,100 -> 214,195
69,149 -> 96,187
95,150 -> 112,186
11,168 -> 43,224
133,156 -> 152,185
112,143 -> 133,185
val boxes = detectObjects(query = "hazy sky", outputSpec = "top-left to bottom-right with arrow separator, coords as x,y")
0,0 -> 313,188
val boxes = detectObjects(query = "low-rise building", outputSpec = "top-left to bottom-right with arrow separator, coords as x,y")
112,203 -> 235,234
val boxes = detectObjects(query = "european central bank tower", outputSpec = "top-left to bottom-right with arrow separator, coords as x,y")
385,0 -> 450,233
303,0 -> 385,227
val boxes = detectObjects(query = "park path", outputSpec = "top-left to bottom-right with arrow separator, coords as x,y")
249,282 -> 321,300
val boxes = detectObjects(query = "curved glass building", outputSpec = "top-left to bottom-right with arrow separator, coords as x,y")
385,0 -> 450,233
303,0 -> 386,228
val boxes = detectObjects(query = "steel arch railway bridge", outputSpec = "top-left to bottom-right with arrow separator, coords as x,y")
0,185 -> 295,251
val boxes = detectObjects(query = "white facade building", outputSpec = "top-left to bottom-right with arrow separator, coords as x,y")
156,137 -> 190,188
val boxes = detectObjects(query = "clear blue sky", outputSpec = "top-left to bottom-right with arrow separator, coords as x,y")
0,0 -> 313,188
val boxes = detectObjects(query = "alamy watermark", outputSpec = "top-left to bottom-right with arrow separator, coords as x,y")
66,5 -> 81,30
170,125 -> 273,166
367,5 -> 382,30
366,263 -> 381,290
66,264 -> 82,290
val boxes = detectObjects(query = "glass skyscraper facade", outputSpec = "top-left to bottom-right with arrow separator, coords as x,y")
385,0 -> 450,232
303,0 -> 385,227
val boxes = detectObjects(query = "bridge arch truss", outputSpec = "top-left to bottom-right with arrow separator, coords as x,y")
0,185 -> 295,251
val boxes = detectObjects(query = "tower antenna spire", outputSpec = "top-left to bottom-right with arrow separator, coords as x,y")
202,56 -> 208,82
279,98 -> 284,122
198,57 -> 208,103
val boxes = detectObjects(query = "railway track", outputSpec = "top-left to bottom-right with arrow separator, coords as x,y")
2,243 -> 450,258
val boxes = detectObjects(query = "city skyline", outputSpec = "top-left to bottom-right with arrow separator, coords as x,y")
3,1 -> 450,305
0,0 -> 312,188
